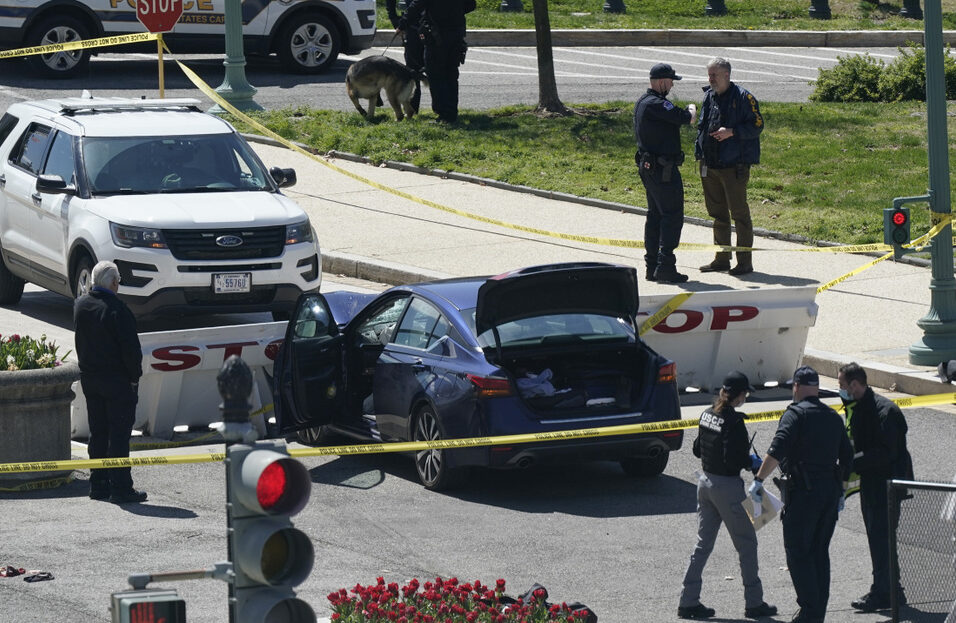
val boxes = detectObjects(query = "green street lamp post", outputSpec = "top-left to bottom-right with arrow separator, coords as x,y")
209,0 -> 263,113
909,0 -> 956,365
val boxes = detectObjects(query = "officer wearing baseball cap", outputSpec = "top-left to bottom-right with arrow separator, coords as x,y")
678,371 -> 776,620
750,365 -> 853,623
634,63 -> 697,284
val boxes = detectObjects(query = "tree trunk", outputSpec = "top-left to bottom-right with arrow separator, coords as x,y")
532,0 -> 568,115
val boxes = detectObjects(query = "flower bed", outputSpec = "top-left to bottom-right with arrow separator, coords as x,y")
328,577 -> 594,623
0,334 -> 70,371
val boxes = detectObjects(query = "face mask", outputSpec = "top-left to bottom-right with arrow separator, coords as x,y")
839,389 -> 852,401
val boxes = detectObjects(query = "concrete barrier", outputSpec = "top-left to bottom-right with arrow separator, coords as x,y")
71,322 -> 286,440
639,286 -> 819,390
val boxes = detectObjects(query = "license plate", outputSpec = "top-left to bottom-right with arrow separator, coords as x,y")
213,273 -> 251,294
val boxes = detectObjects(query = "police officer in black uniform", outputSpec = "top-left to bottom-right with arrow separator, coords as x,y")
634,63 -> 697,284
678,371 -> 777,620
750,366 -> 853,623
386,0 -> 424,112
838,362 -> 913,612
402,0 -> 475,124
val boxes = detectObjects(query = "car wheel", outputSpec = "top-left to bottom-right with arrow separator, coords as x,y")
26,16 -> 91,78
295,425 -> 336,446
0,248 -> 25,305
620,451 -> 669,477
412,405 -> 463,491
72,255 -> 94,298
276,13 -> 340,74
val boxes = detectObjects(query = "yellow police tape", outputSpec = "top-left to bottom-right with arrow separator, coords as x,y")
1,392 -> 954,475
638,292 -> 694,336
0,32 -> 157,60
0,474 -> 74,492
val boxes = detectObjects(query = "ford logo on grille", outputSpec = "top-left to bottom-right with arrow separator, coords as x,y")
216,235 -> 244,248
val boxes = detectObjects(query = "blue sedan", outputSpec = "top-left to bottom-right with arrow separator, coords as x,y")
273,262 -> 682,490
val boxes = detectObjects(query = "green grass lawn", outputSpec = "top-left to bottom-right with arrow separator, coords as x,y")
377,0 -> 956,32
233,100 -> 953,246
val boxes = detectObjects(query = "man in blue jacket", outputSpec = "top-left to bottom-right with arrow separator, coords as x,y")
696,58 -> 764,277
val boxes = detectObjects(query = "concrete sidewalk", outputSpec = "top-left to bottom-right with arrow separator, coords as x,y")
249,139 -> 951,396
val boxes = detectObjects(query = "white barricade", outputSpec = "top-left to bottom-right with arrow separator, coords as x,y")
71,322 -> 286,440
639,285 -> 819,390
70,286 -> 817,440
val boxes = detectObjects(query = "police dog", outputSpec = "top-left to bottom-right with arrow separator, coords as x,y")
346,56 -> 424,121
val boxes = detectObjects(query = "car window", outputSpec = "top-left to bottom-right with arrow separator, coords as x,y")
427,314 -> 451,349
292,296 -> 333,339
355,297 -> 409,345
466,309 -> 631,348
10,123 -> 52,175
83,133 -> 270,195
394,298 -> 443,350
41,131 -> 76,185
0,113 -> 19,150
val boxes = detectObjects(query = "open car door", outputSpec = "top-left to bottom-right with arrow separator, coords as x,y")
273,293 -> 345,435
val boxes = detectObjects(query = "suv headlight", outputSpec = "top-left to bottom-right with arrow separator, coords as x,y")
110,223 -> 167,249
285,220 -> 314,245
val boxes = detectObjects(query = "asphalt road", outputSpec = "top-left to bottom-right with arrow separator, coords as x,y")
2,401 -> 954,623
0,44 -> 905,114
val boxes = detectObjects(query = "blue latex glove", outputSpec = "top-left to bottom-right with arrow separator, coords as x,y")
750,453 -> 763,473
747,479 -> 764,504
838,494 -> 845,513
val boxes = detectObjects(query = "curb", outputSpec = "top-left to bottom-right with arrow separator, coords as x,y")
370,28 -> 956,48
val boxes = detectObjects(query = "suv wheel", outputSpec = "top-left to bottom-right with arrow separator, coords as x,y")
72,255 -> 94,298
26,16 -> 91,78
0,249 -> 25,305
276,13 -> 340,74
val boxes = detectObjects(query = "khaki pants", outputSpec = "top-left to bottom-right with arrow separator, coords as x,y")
701,163 -> 753,267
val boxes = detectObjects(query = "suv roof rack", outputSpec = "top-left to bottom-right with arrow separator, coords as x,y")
55,98 -> 203,116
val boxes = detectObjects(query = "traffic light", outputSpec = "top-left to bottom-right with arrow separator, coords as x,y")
227,441 -> 315,623
884,206 -> 911,258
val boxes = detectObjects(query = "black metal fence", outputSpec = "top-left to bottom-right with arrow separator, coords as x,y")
890,479 -> 956,623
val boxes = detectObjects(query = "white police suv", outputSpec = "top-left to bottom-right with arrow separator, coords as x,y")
0,0 -> 376,77
0,96 -> 322,319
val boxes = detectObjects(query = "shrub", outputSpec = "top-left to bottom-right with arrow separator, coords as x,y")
878,45 -> 956,101
810,53 -> 884,102
0,334 -> 70,371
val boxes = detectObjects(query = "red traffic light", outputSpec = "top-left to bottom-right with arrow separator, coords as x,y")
257,462 -> 288,510
892,210 -> 908,226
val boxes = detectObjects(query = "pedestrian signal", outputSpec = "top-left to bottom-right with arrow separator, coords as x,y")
110,589 -> 186,623
226,442 -> 315,623
884,206 -> 911,257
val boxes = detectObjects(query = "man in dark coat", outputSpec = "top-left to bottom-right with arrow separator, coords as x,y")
402,0 -> 474,123
74,260 -> 146,504
696,57 -> 763,277
839,362 -> 913,612
750,366 -> 853,623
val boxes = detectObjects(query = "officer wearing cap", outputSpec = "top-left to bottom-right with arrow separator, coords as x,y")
634,62 -> 697,284
750,366 -> 853,623
678,371 -> 777,620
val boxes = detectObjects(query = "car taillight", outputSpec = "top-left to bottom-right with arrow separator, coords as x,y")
466,374 -> 513,398
657,363 -> 676,384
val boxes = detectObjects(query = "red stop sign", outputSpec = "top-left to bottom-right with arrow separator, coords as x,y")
137,0 -> 184,33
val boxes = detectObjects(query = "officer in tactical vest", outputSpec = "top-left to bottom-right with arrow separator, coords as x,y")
751,366 -> 853,623
678,371 -> 777,620
402,0 -> 475,124
633,63 -> 697,284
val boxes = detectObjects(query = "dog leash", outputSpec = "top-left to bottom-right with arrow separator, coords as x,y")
380,31 -> 401,56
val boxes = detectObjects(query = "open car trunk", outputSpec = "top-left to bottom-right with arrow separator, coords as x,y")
496,343 -> 658,417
